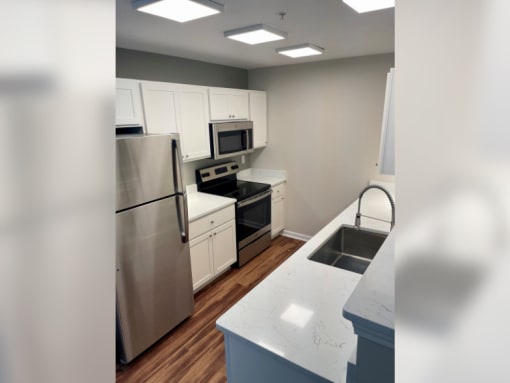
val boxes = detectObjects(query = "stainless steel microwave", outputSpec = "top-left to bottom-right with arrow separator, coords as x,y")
210,121 -> 254,160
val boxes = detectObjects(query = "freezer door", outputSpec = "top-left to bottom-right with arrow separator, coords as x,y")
116,196 -> 194,363
116,134 -> 177,211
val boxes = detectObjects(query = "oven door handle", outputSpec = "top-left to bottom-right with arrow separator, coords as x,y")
237,189 -> 272,208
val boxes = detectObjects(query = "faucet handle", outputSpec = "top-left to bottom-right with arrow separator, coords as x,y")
354,213 -> 361,228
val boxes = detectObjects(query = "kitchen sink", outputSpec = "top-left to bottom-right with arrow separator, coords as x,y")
308,225 -> 388,274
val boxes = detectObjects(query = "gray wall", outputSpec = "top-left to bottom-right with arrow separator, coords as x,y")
249,54 -> 394,237
116,48 -> 248,88
116,48 -> 251,186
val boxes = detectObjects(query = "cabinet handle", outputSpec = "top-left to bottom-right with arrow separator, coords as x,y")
210,220 -> 214,224
209,234 -> 212,238
213,232 -> 216,236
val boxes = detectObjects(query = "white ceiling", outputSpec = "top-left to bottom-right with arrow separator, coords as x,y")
116,0 -> 394,70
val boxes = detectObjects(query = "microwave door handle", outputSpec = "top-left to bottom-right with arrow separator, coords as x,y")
240,130 -> 246,150
246,129 -> 251,150
172,137 -> 189,243
243,129 -> 251,150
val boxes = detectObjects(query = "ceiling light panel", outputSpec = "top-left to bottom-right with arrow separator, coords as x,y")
342,0 -> 394,13
276,44 -> 324,58
224,24 -> 286,45
133,0 -> 224,23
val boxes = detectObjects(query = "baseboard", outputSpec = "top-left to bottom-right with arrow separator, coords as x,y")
281,230 -> 311,242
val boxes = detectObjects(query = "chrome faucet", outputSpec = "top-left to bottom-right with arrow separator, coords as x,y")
354,185 -> 395,230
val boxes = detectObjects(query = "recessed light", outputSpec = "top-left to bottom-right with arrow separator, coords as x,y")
342,0 -> 394,13
276,43 -> 324,58
224,24 -> 287,45
133,0 -> 224,23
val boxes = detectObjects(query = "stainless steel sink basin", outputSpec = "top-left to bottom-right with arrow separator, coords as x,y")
308,225 -> 388,274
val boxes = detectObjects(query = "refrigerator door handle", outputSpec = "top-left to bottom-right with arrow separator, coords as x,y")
172,136 -> 189,243
177,193 -> 189,243
171,135 -> 185,195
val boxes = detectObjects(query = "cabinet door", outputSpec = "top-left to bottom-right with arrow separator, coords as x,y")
209,88 -> 230,120
190,232 -> 214,292
249,91 -> 267,148
141,81 -> 180,134
228,90 -> 249,120
271,197 -> 285,238
209,88 -> 249,121
179,85 -> 211,162
116,79 -> 144,127
378,68 -> 395,175
211,220 -> 237,274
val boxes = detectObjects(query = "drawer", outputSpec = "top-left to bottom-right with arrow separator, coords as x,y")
271,182 -> 285,200
189,205 -> 235,239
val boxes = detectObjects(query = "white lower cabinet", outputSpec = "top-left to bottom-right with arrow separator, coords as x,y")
189,206 -> 236,292
189,233 -> 214,291
271,182 -> 286,238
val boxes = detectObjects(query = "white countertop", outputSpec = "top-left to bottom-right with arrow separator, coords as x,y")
186,185 -> 236,222
343,231 -> 395,348
237,168 -> 287,187
216,185 -> 394,383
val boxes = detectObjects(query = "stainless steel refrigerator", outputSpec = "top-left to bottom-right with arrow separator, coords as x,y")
116,133 -> 193,364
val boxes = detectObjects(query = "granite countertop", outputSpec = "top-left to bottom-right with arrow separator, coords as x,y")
343,231 -> 395,348
216,183 -> 394,382
186,185 -> 236,222
237,168 -> 287,187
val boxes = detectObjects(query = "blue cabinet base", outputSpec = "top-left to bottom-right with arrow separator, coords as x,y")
220,330 -> 333,383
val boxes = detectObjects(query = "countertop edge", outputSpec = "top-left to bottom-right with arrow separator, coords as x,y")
342,232 -> 395,348
237,168 -> 287,187
187,192 -> 236,222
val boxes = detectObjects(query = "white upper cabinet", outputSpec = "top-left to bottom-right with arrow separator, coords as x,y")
178,85 -> 211,161
209,87 -> 249,121
141,81 -> 210,162
249,90 -> 268,148
116,78 -> 145,127
141,81 -> 180,135
378,68 -> 395,175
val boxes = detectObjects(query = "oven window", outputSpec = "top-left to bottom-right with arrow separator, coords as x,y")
218,130 -> 246,154
237,194 -> 271,245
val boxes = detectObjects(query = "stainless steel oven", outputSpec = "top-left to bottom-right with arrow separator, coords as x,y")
196,161 -> 271,267
236,189 -> 272,266
210,121 -> 254,160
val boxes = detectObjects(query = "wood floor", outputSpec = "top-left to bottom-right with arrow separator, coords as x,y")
116,235 -> 305,383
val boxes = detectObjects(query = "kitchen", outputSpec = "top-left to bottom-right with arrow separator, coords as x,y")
115,0 -> 394,381
2,1 -> 508,383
